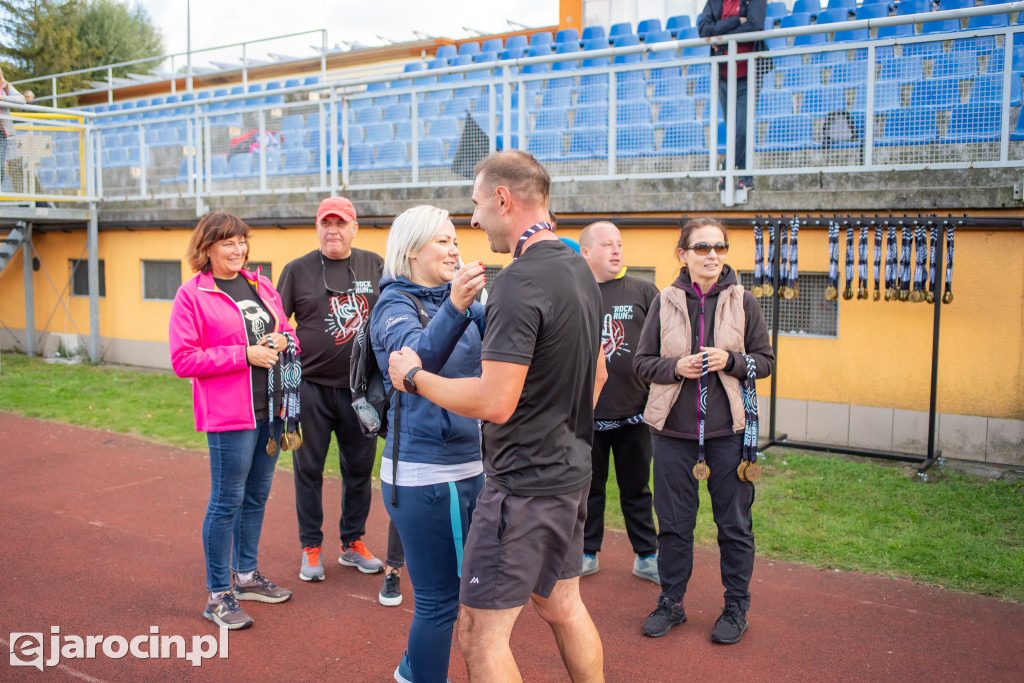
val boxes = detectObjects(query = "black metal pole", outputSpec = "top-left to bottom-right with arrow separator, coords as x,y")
920,219 -> 946,475
767,215 -> 784,443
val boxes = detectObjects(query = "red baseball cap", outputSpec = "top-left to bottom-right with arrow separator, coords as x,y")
316,196 -> 357,224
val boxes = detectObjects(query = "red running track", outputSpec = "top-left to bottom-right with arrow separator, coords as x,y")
1,414 -> 1021,682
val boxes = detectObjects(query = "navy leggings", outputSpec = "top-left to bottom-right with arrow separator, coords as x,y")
383,473 -> 484,683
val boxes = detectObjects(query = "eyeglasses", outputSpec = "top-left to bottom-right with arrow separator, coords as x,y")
684,242 -> 729,256
320,251 -> 356,297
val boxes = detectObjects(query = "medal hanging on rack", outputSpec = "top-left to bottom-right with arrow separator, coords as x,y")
825,219 -> 840,301
692,351 -> 711,481
763,220 -> 776,299
898,223 -> 913,302
910,222 -> 927,303
752,217 -> 764,298
783,215 -> 799,299
885,222 -> 897,301
926,221 -> 939,304
737,355 -> 762,482
777,219 -> 789,299
872,222 -> 883,301
943,222 -> 955,304
856,221 -> 869,300
843,221 -> 855,300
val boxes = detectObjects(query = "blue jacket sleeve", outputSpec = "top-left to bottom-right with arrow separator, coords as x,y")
699,0 -> 767,39
371,292 -> 473,377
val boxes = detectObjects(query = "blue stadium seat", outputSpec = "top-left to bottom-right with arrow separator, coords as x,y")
757,114 -> 817,151
527,131 -> 564,160
534,108 -> 569,130
348,143 -> 373,170
418,101 -> 442,119
37,168 -> 58,189
366,81 -> 389,93
357,107 -> 382,124
530,32 -> 553,47
877,108 -> 937,145
792,0 -> 822,19
909,77 -> 962,110
281,113 -> 305,132
574,105 -> 608,129
932,53 -> 979,79
850,81 -> 902,111
227,153 -> 255,178
816,8 -> 850,25
1011,107 -> 1024,140
659,121 -> 706,154
506,34 -> 528,50
968,14 -> 1008,30
617,101 -> 652,126
941,102 -> 1001,142
937,0 -> 972,9
834,26 -> 870,43
395,120 -> 426,141
920,19 -> 961,36
896,0 -> 928,13
427,58 -> 448,69
582,26 -> 606,41
878,56 -> 924,83
346,125 -> 364,144
555,28 -> 579,44
969,73 -> 1023,106
501,47 -> 527,61
657,98 -> 697,123
666,15 -> 692,37
617,80 -> 646,101
566,128 -> 608,159
375,140 -> 409,169
794,31 -> 828,48
782,65 -> 824,91
758,90 -> 794,117
613,34 -> 642,64
417,139 -> 447,167
637,19 -> 662,41
800,86 -> 845,117
617,124 -> 655,156
435,45 -> 457,61
474,51 -> 498,64
443,97 -> 472,117
459,42 -> 481,56
826,0 -> 856,10
482,38 -> 504,53
373,94 -> 399,107
781,13 -> 812,30
364,123 -> 395,145
383,104 -> 410,122
829,61 -> 868,84
875,23 -> 913,40
609,23 -> 633,40
541,88 -> 573,109
427,117 -> 460,142
855,5 -> 889,20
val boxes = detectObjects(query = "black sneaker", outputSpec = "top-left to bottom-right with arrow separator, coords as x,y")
642,596 -> 686,637
711,603 -> 748,644
378,570 -> 402,607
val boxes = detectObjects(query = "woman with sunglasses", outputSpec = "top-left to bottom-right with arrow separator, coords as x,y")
634,217 -> 774,645
370,205 -> 487,683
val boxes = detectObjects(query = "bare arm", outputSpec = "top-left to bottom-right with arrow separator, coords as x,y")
390,348 -> 528,424
593,351 -> 608,408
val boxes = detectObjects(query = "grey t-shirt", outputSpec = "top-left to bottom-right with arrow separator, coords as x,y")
480,239 -> 602,497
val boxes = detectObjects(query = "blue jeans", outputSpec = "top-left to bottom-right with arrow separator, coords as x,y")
383,473 -> 484,683
204,419 -> 281,592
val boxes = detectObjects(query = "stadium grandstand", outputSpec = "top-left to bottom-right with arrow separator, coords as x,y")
1,0 -> 1022,466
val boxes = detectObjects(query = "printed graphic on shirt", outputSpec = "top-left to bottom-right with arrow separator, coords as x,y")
601,304 -> 636,359
325,292 -> 370,345
236,299 -> 271,340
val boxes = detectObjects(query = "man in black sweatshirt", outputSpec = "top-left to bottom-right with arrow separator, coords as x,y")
579,221 -> 660,584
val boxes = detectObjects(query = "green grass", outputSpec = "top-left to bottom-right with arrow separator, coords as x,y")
2,353 -> 1021,602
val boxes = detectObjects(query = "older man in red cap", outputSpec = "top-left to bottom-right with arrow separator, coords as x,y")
278,197 -> 387,583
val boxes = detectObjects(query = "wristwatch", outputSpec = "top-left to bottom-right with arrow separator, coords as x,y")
403,367 -> 422,394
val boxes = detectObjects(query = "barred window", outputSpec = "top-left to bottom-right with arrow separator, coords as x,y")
142,260 -> 182,301
249,261 -> 272,281
738,271 -> 839,338
70,259 -> 106,297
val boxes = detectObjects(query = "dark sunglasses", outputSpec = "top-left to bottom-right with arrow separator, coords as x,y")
684,242 -> 729,256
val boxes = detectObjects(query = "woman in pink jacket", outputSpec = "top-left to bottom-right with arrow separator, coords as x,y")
170,211 -> 298,630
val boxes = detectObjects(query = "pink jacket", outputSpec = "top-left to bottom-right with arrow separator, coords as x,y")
169,268 -> 297,433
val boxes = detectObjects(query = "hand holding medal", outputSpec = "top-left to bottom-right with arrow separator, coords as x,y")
692,351 -> 711,481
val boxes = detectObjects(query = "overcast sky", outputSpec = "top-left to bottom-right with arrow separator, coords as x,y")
136,1 -> 559,68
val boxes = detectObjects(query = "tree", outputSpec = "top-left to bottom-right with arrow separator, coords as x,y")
0,0 -> 163,103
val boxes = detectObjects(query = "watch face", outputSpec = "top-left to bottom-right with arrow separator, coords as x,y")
402,375 -> 417,394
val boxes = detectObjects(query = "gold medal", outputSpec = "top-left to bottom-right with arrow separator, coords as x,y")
281,430 -> 303,451
762,283 -> 773,298
909,290 -> 924,303
942,291 -> 953,304
737,461 -> 749,482
783,287 -> 796,300
692,462 -> 710,481
884,289 -> 892,301
824,285 -> 838,301
842,286 -> 853,300
266,437 -> 279,456
925,291 -> 935,304
899,289 -> 909,302
744,462 -> 763,482
873,289 -> 880,301
793,286 -> 800,298
752,285 -> 763,298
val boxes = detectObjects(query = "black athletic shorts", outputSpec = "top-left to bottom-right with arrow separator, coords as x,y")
459,483 -> 587,610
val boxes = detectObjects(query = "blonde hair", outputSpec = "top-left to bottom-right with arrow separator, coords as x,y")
383,205 -> 452,279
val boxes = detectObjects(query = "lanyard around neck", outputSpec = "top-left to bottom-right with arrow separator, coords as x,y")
512,222 -> 554,261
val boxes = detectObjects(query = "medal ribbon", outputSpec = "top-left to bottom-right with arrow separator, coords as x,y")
777,219 -> 789,297
753,217 -> 764,292
844,222 -> 855,298
857,223 -> 869,298
740,354 -> 759,464
697,350 -> 709,466
827,219 -> 839,292
944,222 -> 954,303
885,223 -> 898,295
899,224 -> 913,298
913,223 -> 927,297
266,332 -> 301,453
512,222 -> 554,261
927,222 -> 939,302
872,223 -> 883,297
785,215 -> 799,293
765,220 -> 777,295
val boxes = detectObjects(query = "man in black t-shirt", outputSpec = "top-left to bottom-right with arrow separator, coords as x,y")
389,151 -> 607,681
277,196 -> 385,582
579,221 -> 660,585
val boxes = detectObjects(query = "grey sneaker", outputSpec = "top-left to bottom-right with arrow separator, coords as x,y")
711,603 -> 748,644
581,553 -> 599,576
338,540 -> 384,574
203,591 -> 253,630
379,570 -> 402,606
632,553 -> 660,585
300,546 -> 325,582
642,595 -> 687,638
233,571 -> 293,603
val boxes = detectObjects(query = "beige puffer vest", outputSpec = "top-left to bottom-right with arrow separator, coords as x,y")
643,283 -> 747,432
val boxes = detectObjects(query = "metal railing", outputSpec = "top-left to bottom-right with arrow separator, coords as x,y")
2,4 -> 1021,210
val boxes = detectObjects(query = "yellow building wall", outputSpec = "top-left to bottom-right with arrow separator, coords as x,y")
3,221 -> 1022,422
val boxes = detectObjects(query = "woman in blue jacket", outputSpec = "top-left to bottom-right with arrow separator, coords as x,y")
371,205 -> 487,683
